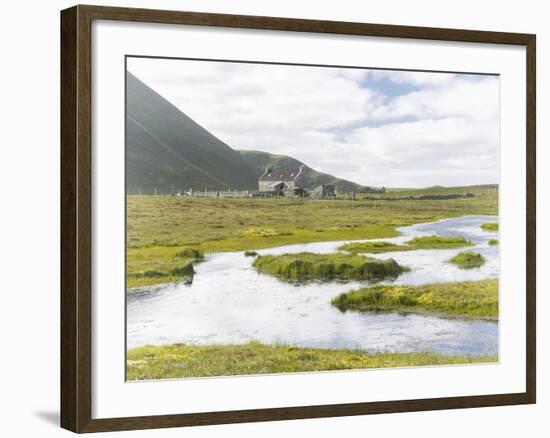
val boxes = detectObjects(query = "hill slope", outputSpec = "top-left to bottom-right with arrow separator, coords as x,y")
239,150 -> 367,193
126,72 -> 258,193
126,71 -> 371,194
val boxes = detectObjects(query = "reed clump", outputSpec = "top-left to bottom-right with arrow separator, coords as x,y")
449,251 -> 486,269
252,252 -> 407,281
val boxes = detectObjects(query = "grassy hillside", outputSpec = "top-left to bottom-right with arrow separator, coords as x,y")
126,72 -> 373,194
126,72 -> 259,193
239,150 -> 380,193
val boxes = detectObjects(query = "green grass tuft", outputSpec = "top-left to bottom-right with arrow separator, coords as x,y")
241,227 -> 293,237
449,251 -> 486,269
170,263 -> 195,277
176,248 -> 204,260
142,270 -> 165,278
405,235 -> 472,248
252,252 -> 407,281
127,262 -> 196,287
488,239 -> 499,246
340,235 -> 472,254
481,222 -> 499,232
331,279 -> 498,318
340,241 -> 415,253
126,341 -> 497,379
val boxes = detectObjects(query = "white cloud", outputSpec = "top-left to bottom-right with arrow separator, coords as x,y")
128,58 -> 499,188
370,70 -> 460,86
370,76 -> 499,122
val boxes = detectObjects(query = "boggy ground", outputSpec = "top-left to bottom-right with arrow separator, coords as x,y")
126,192 -> 499,377
127,191 -> 497,288
126,341 -> 497,380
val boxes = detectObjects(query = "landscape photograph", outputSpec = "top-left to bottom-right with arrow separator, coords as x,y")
125,57 -> 500,380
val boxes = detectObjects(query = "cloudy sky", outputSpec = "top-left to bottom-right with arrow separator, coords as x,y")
127,57 -> 499,188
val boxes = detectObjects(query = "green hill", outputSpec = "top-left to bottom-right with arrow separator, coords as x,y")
126,71 -> 371,194
126,72 -> 258,193
239,150 -> 374,193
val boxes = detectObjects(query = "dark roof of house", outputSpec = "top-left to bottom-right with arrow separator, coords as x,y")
259,167 -> 302,182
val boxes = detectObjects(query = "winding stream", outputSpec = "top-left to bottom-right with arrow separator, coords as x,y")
127,215 -> 499,357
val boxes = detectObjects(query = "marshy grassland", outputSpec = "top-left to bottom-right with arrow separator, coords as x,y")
252,252 -> 407,281
331,279 -> 498,319
126,247 -> 204,288
339,236 -> 472,254
126,341 -> 497,380
127,191 -> 497,288
449,251 -> 486,269
126,192 -> 499,376
367,185 -> 495,197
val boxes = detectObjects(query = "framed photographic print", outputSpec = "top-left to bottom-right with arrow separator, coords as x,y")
60,4 -> 536,433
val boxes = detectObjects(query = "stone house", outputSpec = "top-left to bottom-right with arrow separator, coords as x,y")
258,165 -> 305,195
311,184 -> 336,198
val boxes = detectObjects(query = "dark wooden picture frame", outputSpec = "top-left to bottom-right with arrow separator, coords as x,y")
60,4 -> 536,433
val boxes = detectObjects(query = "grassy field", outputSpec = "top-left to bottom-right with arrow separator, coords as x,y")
331,279 -> 498,319
126,190 -> 499,377
252,252 -> 407,281
126,190 -> 497,288
339,236 -> 472,254
126,341 -> 497,379
449,251 -> 486,269
375,185 -> 497,197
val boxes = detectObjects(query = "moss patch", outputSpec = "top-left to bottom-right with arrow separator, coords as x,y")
406,235 -> 472,249
340,241 -> 415,253
481,222 -> 499,232
252,252 -> 407,281
449,251 -> 486,269
128,262 -> 196,288
127,341 -> 497,380
340,235 -> 472,254
331,279 -> 498,318
176,248 -> 204,259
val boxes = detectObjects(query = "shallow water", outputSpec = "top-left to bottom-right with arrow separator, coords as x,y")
127,215 -> 499,356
